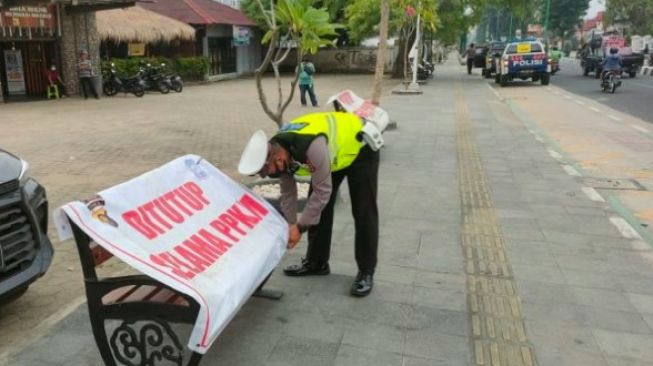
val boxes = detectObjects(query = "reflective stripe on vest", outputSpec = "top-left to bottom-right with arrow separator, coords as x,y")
285,112 -> 364,175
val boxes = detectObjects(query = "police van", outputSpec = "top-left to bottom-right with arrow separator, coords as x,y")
496,40 -> 551,87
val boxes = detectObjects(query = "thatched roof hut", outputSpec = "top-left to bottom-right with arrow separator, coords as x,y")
96,5 -> 196,43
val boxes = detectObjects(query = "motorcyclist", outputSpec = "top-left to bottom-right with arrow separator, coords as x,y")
549,46 -> 562,73
601,47 -> 622,77
548,46 -> 563,62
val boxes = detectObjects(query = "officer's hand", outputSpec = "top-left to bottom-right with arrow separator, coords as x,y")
288,224 -> 302,249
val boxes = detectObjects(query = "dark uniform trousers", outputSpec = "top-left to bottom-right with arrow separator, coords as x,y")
306,146 -> 380,273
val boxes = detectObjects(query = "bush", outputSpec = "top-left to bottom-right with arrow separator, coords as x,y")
173,57 -> 210,80
101,56 -> 209,81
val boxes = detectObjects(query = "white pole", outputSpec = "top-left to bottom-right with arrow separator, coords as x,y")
410,2 -> 421,87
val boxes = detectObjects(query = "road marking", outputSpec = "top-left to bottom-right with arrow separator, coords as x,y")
563,165 -> 581,176
631,125 -> 650,134
547,149 -> 562,160
609,115 -> 622,122
581,187 -> 605,202
631,240 -> 650,251
589,107 -> 601,113
575,100 -> 585,105
486,83 -> 504,101
610,217 -> 643,239
535,136 -> 544,143
564,95 -> 573,100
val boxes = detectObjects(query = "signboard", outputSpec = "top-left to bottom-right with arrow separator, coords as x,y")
0,5 -> 55,29
3,49 -> 25,95
232,25 -> 250,46
128,42 -> 145,57
54,155 -> 288,353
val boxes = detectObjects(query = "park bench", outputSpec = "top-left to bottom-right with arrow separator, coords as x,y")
70,218 -> 282,366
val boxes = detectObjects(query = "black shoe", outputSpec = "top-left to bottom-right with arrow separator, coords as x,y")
350,272 -> 373,297
283,258 -> 330,276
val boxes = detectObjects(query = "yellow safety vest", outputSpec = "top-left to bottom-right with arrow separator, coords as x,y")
280,112 -> 364,175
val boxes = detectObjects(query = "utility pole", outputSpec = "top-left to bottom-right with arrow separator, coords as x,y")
508,14 -> 513,40
495,9 -> 501,41
544,0 -> 552,49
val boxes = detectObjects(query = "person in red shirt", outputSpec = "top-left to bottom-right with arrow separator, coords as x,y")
44,64 -> 67,97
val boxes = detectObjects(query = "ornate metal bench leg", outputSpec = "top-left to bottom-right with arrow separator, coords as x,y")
252,272 -> 284,300
187,352 -> 203,366
88,315 -> 118,366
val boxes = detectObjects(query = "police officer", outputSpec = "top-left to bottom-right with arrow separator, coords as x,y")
238,111 -> 379,297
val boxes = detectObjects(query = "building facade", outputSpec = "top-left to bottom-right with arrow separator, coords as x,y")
0,0 -> 131,103
140,0 -> 260,80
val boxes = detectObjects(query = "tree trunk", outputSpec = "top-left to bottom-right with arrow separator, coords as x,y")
371,0 -> 390,105
392,25 -> 415,79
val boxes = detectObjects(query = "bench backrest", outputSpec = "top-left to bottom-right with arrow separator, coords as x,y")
70,219 -> 113,281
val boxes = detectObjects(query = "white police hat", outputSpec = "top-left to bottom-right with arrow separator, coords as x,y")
238,130 -> 269,175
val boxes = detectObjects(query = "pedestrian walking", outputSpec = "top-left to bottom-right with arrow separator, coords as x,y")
299,57 -> 318,107
238,111 -> 380,297
463,43 -> 475,75
78,50 -> 99,99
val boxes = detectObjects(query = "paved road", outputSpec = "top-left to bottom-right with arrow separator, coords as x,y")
551,58 -> 653,124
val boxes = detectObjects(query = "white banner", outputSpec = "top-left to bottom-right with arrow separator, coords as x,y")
326,89 -> 389,132
54,155 -> 288,354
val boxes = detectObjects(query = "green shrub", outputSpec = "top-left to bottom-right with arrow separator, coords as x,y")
173,57 -> 210,80
101,56 -> 209,81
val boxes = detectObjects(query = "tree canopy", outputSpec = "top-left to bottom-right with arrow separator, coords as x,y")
605,0 -> 653,35
541,0 -> 591,38
344,0 -> 439,45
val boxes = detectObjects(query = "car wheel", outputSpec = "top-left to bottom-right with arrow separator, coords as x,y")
541,74 -> 550,85
595,69 -> 601,79
495,74 -> 501,84
583,66 -> 590,76
629,71 -> 636,78
500,75 -> 508,87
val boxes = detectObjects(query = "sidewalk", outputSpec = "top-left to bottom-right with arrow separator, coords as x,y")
6,62 -> 653,366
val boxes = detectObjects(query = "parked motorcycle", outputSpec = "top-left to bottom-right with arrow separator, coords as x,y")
138,63 -> 172,94
601,70 -> 622,93
103,63 -> 145,97
160,63 -> 183,93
